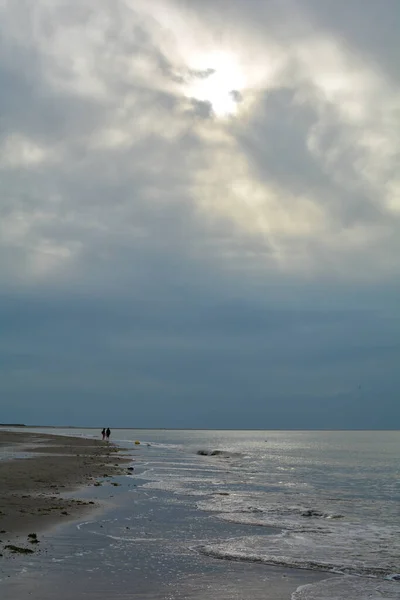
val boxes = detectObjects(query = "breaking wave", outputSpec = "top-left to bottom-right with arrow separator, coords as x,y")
292,575 -> 400,600
195,522 -> 400,579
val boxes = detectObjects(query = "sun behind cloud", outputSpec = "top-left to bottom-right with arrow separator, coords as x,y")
184,51 -> 245,117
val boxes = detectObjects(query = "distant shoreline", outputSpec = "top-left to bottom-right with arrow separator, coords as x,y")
1,425 -> 399,432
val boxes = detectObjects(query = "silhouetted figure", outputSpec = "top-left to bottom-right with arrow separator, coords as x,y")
101,428 -> 106,441
106,428 -> 111,441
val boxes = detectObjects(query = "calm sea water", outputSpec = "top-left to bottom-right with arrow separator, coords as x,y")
3,428 -> 400,599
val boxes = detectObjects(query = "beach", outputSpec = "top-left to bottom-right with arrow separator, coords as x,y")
0,430 -> 128,543
1,428 -> 399,600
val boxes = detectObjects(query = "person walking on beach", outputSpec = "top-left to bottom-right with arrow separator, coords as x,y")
106,428 -> 111,441
101,428 -> 106,441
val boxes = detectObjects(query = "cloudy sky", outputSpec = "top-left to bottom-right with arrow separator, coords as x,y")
1,0 -> 399,429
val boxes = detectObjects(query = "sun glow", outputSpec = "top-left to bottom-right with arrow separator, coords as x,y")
185,52 -> 245,117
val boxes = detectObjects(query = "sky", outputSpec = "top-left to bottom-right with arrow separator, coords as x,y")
1,0 -> 399,429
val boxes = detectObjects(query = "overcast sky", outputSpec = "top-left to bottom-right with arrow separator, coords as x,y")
1,0 -> 399,429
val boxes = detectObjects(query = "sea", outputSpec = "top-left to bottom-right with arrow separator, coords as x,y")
1,428 -> 399,599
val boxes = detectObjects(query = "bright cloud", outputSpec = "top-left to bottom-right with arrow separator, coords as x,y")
0,0 -> 399,283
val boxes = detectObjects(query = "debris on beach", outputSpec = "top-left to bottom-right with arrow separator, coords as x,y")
4,545 -> 34,554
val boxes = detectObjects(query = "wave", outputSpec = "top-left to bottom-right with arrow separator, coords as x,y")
197,542 -> 395,578
196,493 -> 345,528
195,526 -> 400,579
122,432 -> 400,594
224,505 -> 343,521
292,576 -> 400,600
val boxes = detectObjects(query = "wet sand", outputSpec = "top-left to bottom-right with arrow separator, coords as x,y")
0,430 -> 128,547
0,458 -> 329,600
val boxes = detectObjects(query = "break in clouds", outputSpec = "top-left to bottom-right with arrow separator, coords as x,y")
1,0 -> 399,427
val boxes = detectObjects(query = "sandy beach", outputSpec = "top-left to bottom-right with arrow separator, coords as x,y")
0,430 -> 128,548
2,429 -> 396,600
0,429 -> 329,599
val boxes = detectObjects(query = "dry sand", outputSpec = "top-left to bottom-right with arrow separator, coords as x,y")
0,430 -> 129,554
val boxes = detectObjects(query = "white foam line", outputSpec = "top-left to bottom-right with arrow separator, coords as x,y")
76,520 -> 95,530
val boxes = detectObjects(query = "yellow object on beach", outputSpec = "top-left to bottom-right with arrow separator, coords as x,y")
134,440 -> 140,445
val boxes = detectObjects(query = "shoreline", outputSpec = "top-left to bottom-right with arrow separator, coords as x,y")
3,426 -> 399,431
0,430 -> 130,554
0,432 -> 335,599
1,429 -> 397,599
